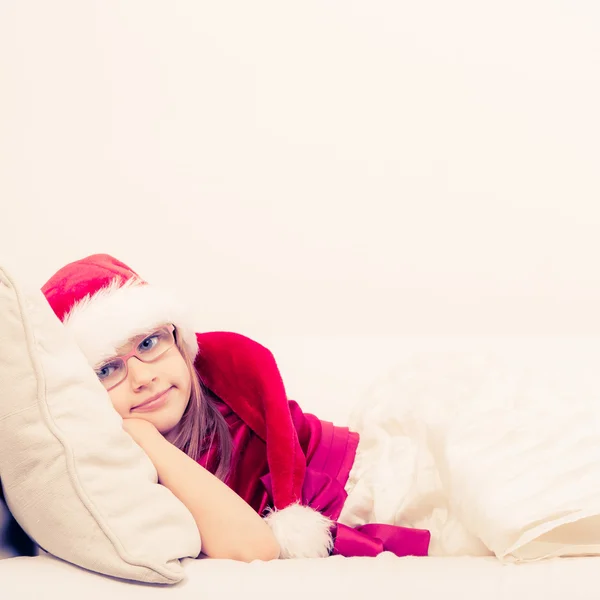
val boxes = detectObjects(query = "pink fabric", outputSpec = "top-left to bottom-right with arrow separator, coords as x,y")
334,523 -> 430,558
195,331 -> 431,558
200,397 -> 431,558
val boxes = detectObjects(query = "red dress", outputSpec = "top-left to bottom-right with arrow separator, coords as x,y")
194,331 -> 430,558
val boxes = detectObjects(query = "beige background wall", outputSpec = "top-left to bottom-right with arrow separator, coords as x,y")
1,1 -> 599,341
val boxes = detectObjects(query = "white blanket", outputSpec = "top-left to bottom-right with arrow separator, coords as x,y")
341,351 -> 600,561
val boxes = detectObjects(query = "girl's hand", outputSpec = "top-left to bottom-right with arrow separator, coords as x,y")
122,418 -> 162,448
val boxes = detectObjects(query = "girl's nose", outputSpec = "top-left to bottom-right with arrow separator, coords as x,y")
126,357 -> 156,388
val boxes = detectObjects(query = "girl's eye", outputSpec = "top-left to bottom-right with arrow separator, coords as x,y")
95,362 -> 119,380
138,334 -> 159,353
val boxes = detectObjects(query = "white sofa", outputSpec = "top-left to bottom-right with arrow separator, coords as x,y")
2,334 -> 600,598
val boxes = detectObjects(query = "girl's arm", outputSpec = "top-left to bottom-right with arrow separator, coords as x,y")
122,418 -> 280,563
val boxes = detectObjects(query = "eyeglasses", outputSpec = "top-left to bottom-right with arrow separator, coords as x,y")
94,325 -> 176,391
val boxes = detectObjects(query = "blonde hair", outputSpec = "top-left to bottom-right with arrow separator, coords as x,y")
168,332 -> 232,482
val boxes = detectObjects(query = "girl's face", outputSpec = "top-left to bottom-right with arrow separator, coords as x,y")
99,329 -> 192,435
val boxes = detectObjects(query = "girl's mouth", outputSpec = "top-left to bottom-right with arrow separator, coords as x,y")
132,387 -> 173,412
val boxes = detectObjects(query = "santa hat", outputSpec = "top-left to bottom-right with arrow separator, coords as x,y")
41,254 -> 199,368
41,254 -> 333,559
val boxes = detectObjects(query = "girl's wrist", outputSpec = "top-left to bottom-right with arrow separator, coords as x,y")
122,418 -> 164,449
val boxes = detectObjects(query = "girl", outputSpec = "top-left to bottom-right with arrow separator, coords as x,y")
41,254 -> 431,562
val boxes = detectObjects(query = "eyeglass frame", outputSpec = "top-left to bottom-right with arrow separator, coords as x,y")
96,324 -> 177,391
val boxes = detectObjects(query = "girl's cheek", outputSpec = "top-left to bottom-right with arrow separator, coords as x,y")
107,391 -> 128,417
115,403 -> 128,418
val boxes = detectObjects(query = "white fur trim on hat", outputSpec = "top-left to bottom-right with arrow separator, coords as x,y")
263,503 -> 334,559
63,278 -> 199,367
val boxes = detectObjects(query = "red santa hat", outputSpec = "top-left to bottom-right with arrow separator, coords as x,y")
41,254 -> 333,559
41,254 -> 199,368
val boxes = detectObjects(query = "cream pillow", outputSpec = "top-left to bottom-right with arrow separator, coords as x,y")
0,265 -> 200,583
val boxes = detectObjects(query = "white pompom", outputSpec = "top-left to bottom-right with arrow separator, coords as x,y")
263,503 -> 334,559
